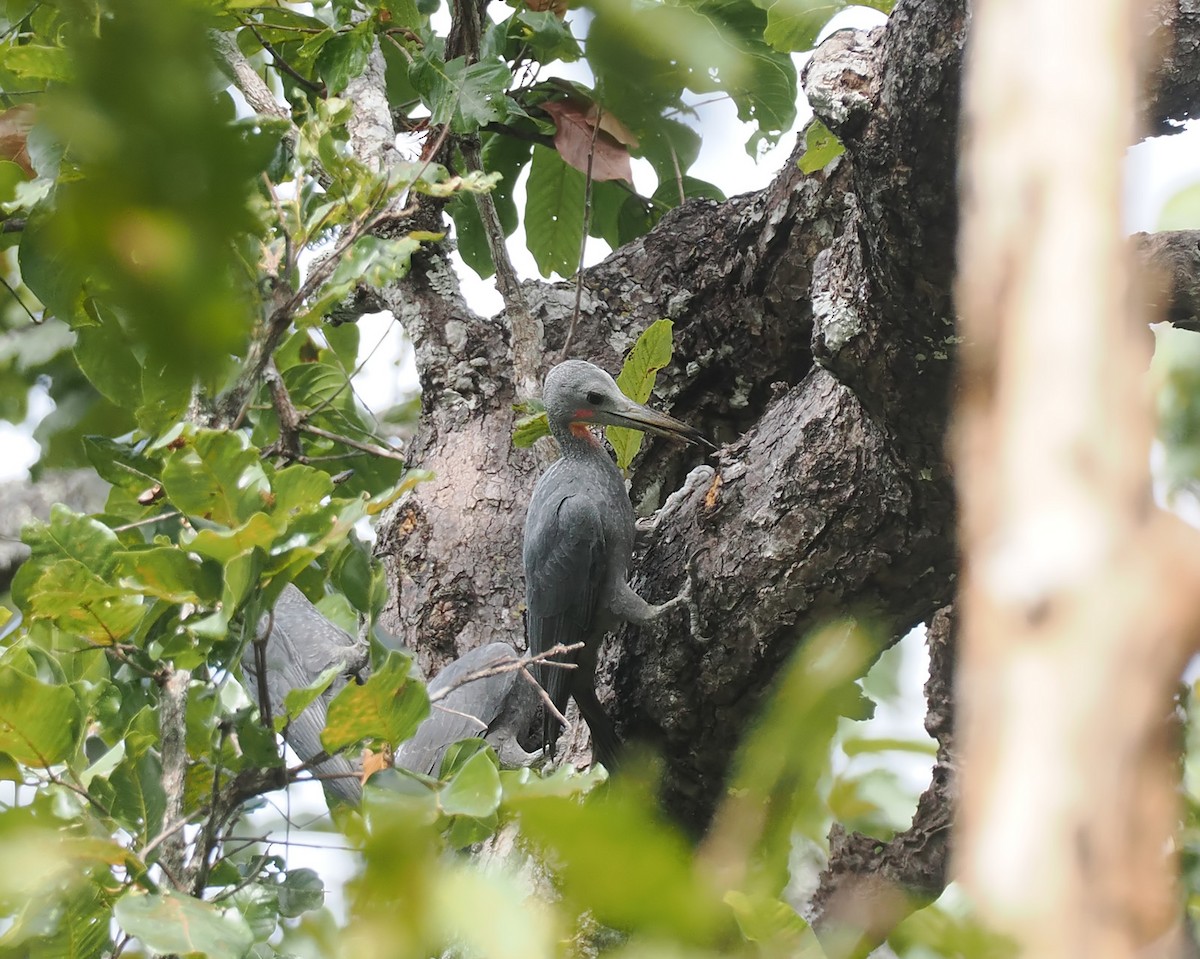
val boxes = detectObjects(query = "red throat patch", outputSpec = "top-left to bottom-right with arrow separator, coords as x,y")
570,421 -> 600,445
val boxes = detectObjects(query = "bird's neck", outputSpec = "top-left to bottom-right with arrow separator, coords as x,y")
553,422 -> 605,460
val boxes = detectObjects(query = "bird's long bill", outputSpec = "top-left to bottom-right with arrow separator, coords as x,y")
607,400 -> 714,448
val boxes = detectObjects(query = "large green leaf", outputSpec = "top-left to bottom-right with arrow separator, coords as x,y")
759,0 -> 894,52
707,622 -> 875,898
73,312 -> 143,408
608,319 -> 674,470
115,891 -> 254,959
0,657 -> 82,765
412,55 -> 513,133
438,748 -> 502,818
525,144 -> 585,278
321,649 -> 430,752
161,429 -> 271,527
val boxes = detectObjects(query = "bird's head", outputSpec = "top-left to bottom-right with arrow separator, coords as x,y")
542,359 -> 713,448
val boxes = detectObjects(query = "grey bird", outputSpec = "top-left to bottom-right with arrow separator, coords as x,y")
523,359 -> 712,770
394,643 -> 541,777
246,584 -> 369,806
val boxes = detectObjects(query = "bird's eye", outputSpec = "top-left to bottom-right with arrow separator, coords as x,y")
586,390 -> 603,405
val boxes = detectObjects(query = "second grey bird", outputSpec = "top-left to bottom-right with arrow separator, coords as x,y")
394,643 -> 541,777
523,359 -> 712,770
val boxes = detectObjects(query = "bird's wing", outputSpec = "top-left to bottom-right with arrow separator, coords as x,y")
523,487 -> 608,727
395,644 -> 522,776
245,585 -> 368,805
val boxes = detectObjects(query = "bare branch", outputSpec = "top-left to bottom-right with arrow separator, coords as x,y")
298,422 -> 406,462
427,641 -> 583,703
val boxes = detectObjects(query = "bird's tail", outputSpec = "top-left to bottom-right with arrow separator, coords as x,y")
573,682 -> 622,772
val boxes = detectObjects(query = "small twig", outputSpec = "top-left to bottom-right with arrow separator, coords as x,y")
427,641 -> 582,703
252,609 -> 276,734
560,106 -> 603,360
241,21 -> 326,96
461,137 -> 541,399
1,217 -> 26,233
431,702 -> 489,732
138,810 -> 202,862
668,138 -> 685,207
519,666 -> 572,730
0,274 -> 37,326
110,510 -> 182,533
222,833 -> 358,853
298,422 -> 406,461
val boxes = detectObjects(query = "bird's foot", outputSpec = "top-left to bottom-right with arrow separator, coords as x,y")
635,465 -> 716,538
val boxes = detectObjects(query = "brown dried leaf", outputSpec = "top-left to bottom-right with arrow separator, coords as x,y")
525,0 -> 568,17
541,99 -> 633,184
0,104 -> 35,177
360,743 -> 393,784
587,104 -> 639,149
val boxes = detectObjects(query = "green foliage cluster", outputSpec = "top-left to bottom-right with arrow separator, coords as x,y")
0,0 -> 1001,956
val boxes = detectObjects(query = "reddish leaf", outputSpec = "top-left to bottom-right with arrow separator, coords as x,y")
542,99 -> 633,184
526,0 -> 568,17
0,104 -> 35,177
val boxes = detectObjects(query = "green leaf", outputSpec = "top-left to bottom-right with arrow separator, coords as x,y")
797,117 -> 845,174
321,649 -> 430,753
300,236 -> 421,325
446,191 -> 494,279
439,747 -> 502,818
415,56 -> 513,133
482,132 -> 532,237
725,890 -> 811,951
512,10 -> 582,63
277,664 -> 343,733
162,429 -> 271,527
0,658 -> 82,765
113,547 -> 219,604
315,21 -> 373,95
115,891 -> 254,959
268,469 -> 336,526
106,750 -> 167,842
1,43 -> 71,81
277,868 -> 325,918
525,144 -> 585,278
758,0 -> 894,52
650,174 -> 726,210
513,770 -> 729,944
73,308 -> 143,408
18,198 -> 89,326
608,319 -> 674,470
512,409 -> 550,448
0,159 -> 28,205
